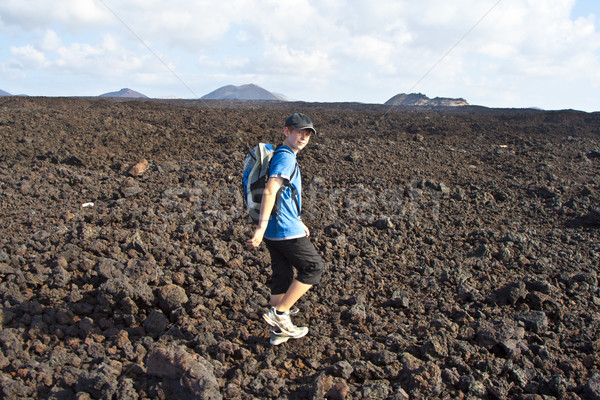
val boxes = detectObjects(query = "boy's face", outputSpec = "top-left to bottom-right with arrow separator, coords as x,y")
283,127 -> 312,152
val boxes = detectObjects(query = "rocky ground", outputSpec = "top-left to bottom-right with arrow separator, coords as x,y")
0,96 -> 599,399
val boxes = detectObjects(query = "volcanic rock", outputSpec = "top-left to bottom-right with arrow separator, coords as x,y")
128,159 -> 150,176
385,92 -> 468,107
0,96 -> 599,399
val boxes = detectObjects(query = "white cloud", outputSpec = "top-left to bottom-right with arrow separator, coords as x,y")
8,31 -> 165,80
0,0 -> 598,109
478,1 -> 600,87
260,45 -> 333,77
39,30 -> 63,52
0,0 -> 109,30
198,55 -> 250,70
344,36 -> 398,74
10,45 -> 49,68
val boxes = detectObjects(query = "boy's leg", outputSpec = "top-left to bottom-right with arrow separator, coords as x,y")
270,293 -> 284,308
270,237 -> 323,311
263,239 -> 316,337
264,239 -> 295,308
265,236 -> 323,314
273,280 -> 312,312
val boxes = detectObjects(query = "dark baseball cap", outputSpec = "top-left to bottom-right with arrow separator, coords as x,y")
285,113 -> 316,135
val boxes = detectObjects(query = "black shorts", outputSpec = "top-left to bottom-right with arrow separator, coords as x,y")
264,236 -> 324,295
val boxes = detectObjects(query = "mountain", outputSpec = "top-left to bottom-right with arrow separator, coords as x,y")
201,84 -> 287,101
99,88 -> 148,98
0,89 -> 12,96
385,93 -> 468,107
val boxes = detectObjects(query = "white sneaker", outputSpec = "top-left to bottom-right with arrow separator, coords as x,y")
263,307 -> 307,338
270,328 -> 308,345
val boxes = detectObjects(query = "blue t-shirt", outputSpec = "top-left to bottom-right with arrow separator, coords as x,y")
264,146 -> 305,240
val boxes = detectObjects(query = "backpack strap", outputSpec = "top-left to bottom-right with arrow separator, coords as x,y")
274,162 -> 299,211
287,163 -> 300,214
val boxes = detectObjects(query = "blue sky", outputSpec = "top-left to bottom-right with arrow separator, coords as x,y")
1,0 -> 598,111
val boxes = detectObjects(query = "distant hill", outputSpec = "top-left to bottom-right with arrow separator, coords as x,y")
201,84 -> 287,101
385,93 -> 468,107
0,89 -> 12,96
99,88 -> 148,98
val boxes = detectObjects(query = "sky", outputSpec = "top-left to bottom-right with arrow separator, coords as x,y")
0,0 -> 599,112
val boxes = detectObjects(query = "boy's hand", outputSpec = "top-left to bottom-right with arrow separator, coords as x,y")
302,221 -> 310,237
246,227 -> 266,249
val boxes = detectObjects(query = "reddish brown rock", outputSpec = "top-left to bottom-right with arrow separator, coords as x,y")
128,159 -> 149,177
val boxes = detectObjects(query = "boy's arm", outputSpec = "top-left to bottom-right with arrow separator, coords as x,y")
246,176 -> 284,248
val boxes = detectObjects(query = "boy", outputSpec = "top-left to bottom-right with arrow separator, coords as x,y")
246,113 -> 324,344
